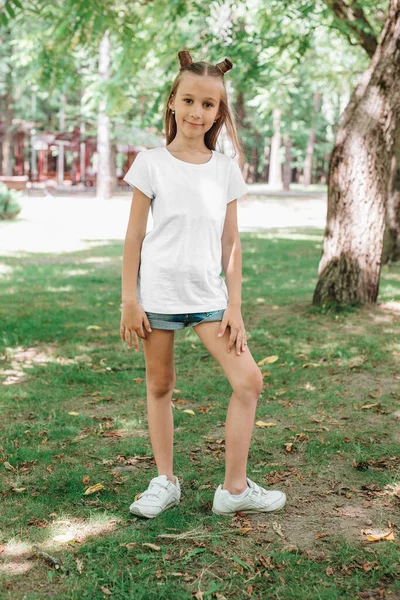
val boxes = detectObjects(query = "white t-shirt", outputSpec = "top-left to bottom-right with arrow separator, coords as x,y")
123,146 -> 248,314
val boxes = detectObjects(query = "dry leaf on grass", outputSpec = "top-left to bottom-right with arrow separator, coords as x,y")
361,528 -> 395,542
83,483 -> 105,495
256,421 -> 277,428
142,543 -> 161,551
258,355 -> 279,365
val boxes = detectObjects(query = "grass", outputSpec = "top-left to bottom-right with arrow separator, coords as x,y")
0,227 -> 399,599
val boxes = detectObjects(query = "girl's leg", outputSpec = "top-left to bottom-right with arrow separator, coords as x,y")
142,328 -> 177,483
223,391 -> 259,494
192,320 -> 264,494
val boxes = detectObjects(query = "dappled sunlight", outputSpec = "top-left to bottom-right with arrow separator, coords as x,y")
379,301 -> 400,312
368,309 -> 398,322
63,268 -> 91,277
45,285 -> 75,293
0,561 -> 33,575
117,417 -> 145,432
41,515 -> 121,550
1,540 -> 32,559
0,345 -> 95,386
0,516 -> 121,576
0,263 -> 14,279
78,256 -> 114,264
0,539 -> 34,576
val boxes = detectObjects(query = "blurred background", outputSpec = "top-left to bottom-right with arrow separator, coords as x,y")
0,0 -> 389,199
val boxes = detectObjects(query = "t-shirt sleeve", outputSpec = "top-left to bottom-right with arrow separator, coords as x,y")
123,151 -> 155,199
227,159 -> 248,203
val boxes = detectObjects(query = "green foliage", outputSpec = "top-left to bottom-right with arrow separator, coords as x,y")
0,182 -> 23,219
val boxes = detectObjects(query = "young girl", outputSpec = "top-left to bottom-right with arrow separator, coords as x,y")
120,50 -> 286,519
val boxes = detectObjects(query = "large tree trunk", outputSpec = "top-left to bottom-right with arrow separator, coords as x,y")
313,0 -> 400,306
325,0 -> 400,265
382,121 -> 400,263
96,29 -> 112,200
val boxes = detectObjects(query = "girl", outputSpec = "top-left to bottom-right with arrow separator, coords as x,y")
120,50 -> 286,519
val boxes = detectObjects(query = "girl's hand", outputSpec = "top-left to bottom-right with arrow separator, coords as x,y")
120,301 -> 152,352
217,305 -> 247,355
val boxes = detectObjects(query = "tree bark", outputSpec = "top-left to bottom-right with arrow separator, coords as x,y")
283,134 -> 292,191
313,0 -> 400,306
382,121 -> 400,263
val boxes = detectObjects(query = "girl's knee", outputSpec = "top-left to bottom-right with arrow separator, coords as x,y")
236,369 -> 263,401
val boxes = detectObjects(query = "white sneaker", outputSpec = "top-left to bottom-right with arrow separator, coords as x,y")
212,476 -> 286,516
129,474 -> 181,519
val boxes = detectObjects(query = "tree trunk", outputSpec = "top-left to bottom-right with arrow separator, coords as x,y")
313,0 -> 400,306
96,29 -> 112,200
268,108 -> 283,189
283,134 -> 292,191
303,92 -> 321,185
382,121 -> 400,263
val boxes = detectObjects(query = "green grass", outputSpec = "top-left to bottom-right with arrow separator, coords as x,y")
0,227 -> 399,599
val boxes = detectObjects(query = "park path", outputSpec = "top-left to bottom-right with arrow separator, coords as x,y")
0,189 -> 327,256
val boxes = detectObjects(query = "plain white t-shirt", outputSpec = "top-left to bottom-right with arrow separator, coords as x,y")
123,146 -> 248,314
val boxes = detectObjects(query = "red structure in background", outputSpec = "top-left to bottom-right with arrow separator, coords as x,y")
0,119 -> 148,188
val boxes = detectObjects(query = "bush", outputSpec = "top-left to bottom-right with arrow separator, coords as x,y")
0,182 -> 23,220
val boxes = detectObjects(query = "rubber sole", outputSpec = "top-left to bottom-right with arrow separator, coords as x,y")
130,498 -> 180,519
212,502 -> 286,516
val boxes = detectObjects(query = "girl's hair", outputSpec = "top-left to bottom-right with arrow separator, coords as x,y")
163,50 -> 246,167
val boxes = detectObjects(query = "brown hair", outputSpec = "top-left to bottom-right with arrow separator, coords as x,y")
163,50 -> 246,167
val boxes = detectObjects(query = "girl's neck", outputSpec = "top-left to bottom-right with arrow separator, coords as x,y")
167,137 -> 210,154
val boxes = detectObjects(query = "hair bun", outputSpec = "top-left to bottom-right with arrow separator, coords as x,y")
178,50 -> 193,69
215,58 -> 233,75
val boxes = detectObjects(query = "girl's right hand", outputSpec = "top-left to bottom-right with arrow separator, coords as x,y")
120,301 -> 152,352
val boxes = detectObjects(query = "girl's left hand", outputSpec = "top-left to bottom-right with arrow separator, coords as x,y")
217,305 -> 247,355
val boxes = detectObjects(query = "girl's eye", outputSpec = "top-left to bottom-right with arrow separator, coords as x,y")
184,99 -> 213,107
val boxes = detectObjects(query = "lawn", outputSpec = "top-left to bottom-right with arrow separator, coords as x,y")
0,228 -> 399,599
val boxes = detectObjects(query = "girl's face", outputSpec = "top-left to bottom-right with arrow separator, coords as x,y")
169,73 -> 221,137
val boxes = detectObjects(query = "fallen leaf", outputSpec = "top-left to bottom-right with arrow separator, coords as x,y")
3,461 -> 15,471
361,528 -> 395,542
87,325 -> 102,330
142,543 -> 161,551
182,409 -> 195,416
315,532 -> 329,540
256,421 -> 277,428
100,586 -> 112,595
272,521 -> 284,538
83,483 -> 105,495
258,355 -> 279,366
68,411 -> 80,416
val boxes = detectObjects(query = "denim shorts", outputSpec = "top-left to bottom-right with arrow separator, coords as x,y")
145,309 -> 226,330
